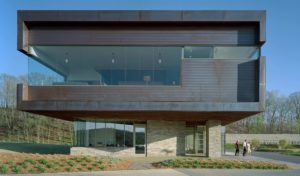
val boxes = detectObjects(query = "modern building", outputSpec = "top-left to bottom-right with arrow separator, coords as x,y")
17,10 -> 266,158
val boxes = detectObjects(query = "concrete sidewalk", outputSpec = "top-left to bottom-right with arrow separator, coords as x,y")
6,168 -> 300,176
224,151 -> 300,169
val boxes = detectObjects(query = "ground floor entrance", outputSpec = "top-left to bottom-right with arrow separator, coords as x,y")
185,125 -> 206,156
72,120 -> 222,158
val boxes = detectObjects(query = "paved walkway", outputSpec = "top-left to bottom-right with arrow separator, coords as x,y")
7,168 -> 300,176
252,151 -> 300,164
224,151 -> 300,169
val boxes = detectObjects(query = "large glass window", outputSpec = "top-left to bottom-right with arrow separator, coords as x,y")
28,45 -> 260,86
95,122 -> 105,147
28,46 -> 181,86
184,46 -> 259,59
75,120 -> 135,148
184,46 -> 213,58
125,123 -> 134,147
213,46 -> 259,59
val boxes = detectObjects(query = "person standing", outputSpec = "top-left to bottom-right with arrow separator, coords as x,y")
235,140 -> 240,156
247,142 -> 252,155
243,139 -> 247,156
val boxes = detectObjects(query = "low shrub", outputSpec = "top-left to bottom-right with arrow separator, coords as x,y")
19,161 -> 29,169
81,163 -> 88,167
153,158 -> 288,170
46,162 -> 55,169
0,164 -> 9,174
38,159 -> 50,165
12,165 -> 22,174
251,139 -> 261,150
279,139 -> 289,149
28,168 -> 36,173
24,159 -> 37,165
36,165 -> 46,173
67,160 -> 75,167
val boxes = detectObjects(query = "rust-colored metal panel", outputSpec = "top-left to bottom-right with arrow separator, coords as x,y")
22,110 -> 258,125
29,26 -> 256,46
17,10 -> 266,53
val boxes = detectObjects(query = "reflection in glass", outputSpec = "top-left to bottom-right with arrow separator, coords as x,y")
214,46 -> 259,59
184,46 -> 213,58
28,46 -> 181,86
125,123 -> 134,147
184,46 -> 259,59
135,125 -> 146,154
75,120 -> 135,149
115,122 -> 125,147
95,122 -> 105,147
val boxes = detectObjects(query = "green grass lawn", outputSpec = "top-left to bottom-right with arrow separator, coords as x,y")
0,142 -> 71,154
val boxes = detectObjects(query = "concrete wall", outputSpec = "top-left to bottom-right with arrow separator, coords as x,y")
146,120 -> 185,156
226,134 -> 300,145
206,120 -> 221,158
71,147 -> 134,157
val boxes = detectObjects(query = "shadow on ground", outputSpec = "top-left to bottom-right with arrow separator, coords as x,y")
0,142 -> 71,154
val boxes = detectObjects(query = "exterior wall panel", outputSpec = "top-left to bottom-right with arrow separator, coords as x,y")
29,27 -> 256,46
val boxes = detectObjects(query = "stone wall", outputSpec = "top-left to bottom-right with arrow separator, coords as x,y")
71,147 -> 135,157
206,120 -> 221,158
146,120 -> 185,156
226,134 -> 300,145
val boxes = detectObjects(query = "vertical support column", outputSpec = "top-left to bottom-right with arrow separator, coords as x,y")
206,120 -> 221,158
147,120 -> 185,156
259,56 -> 266,111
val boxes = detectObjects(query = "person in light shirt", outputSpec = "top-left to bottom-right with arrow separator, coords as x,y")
243,139 -> 247,156
247,142 -> 252,155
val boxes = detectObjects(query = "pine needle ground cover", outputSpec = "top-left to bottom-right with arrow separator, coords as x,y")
153,158 -> 289,170
0,152 -> 131,174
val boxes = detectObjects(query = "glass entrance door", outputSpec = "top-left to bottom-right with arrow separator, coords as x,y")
185,125 -> 206,156
134,124 -> 146,155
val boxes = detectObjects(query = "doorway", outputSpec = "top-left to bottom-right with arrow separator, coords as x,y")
185,125 -> 206,156
134,124 -> 146,155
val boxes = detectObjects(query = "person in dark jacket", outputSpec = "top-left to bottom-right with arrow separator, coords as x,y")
235,140 -> 240,156
243,139 -> 247,156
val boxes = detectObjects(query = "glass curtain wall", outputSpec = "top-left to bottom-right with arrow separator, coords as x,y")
28,45 -> 260,86
74,120 -> 135,148
184,46 -> 259,59
28,46 -> 181,86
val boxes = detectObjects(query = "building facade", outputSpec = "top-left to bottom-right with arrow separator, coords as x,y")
17,10 -> 266,158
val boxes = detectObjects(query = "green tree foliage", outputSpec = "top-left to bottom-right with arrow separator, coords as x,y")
278,139 -> 289,149
251,139 -> 261,150
226,90 -> 300,134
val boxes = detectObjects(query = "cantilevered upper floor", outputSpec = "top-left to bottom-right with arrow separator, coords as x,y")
16,10 -> 266,124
